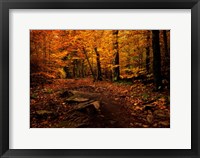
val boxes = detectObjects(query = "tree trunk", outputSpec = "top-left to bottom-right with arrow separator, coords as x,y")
163,30 -> 170,89
43,35 -> 47,65
81,59 -> 85,78
94,47 -> 102,81
113,30 -> 120,81
73,59 -> 77,78
83,48 -> 96,81
49,40 -> 51,63
163,30 -> 168,58
146,30 -> 150,73
152,30 -> 162,90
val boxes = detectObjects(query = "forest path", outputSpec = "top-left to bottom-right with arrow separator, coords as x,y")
30,78 -> 170,128
55,85 -> 132,128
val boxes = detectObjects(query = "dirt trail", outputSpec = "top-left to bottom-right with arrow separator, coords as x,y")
30,78 -> 170,128
57,89 -> 132,128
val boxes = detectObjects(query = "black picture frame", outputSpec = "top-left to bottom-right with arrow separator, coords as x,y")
0,0 -> 199,157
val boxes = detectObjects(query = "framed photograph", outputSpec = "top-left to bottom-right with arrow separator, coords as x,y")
0,0 -> 199,157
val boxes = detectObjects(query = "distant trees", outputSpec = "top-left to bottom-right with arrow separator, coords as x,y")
30,30 -> 170,90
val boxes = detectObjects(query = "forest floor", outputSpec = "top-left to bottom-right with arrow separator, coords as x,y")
30,78 -> 170,128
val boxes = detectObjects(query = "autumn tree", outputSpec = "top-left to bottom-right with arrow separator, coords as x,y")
163,30 -> 169,58
30,30 -> 169,88
152,30 -> 162,90
162,30 -> 170,89
83,47 -> 96,80
94,47 -> 102,81
92,30 -> 104,81
113,30 -> 120,81
145,30 -> 151,73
